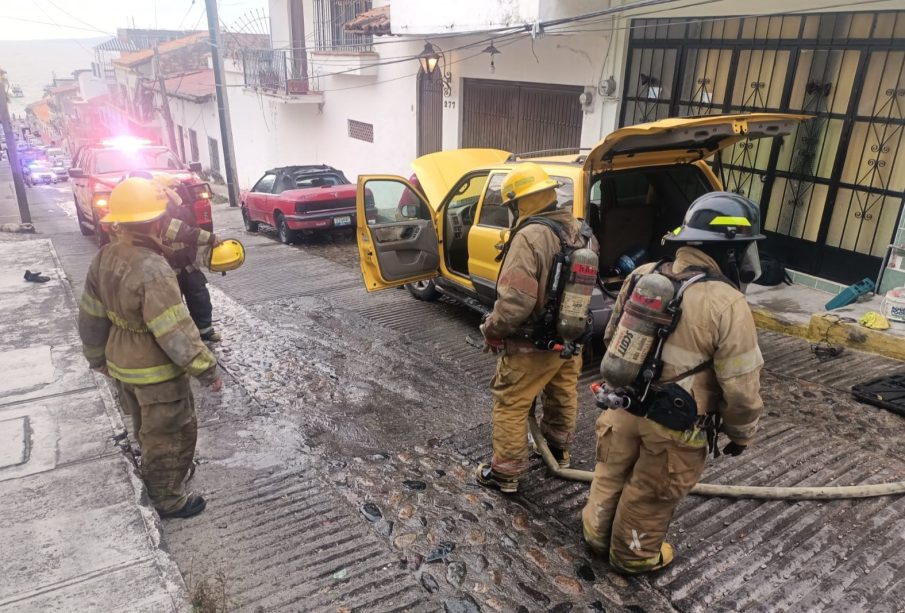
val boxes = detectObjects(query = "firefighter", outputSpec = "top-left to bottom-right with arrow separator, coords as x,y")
78,177 -> 221,519
129,171 -> 221,342
581,192 -> 765,574
476,163 -> 599,493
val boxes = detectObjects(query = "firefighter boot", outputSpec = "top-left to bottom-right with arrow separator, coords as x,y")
475,463 -> 519,494
611,542 -> 674,575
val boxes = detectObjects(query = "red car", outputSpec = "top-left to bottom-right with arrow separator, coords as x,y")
241,165 -> 358,244
69,137 -> 213,246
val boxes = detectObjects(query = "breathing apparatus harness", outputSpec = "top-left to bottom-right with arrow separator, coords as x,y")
494,215 -> 596,358
594,260 -> 733,453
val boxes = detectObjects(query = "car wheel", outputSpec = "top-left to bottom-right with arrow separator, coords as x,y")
241,205 -> 259,232
276,213 -> 296,244
75,200 -> 94,236
406,279 -> 440,301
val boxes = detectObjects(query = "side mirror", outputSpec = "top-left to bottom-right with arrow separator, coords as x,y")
188,162 -> 202,173
399,204 -> 419,219
68,168 -> 86,178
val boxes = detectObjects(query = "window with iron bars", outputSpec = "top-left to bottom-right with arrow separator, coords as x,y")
313,0 -> 373,52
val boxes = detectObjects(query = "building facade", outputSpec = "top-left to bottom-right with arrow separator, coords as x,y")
226,0 -> 904,290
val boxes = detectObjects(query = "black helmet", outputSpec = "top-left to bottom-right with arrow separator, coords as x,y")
665,192 -> 766,243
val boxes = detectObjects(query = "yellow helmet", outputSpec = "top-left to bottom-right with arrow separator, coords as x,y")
102,177 -> 169,225
208,239 -> 245,273
501,163 -> 560,203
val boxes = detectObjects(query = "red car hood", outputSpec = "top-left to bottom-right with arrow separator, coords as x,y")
93,169 -> 198,189
286,184 -> 357,203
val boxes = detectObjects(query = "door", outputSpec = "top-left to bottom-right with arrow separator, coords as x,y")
356,176 -> 440,292
461,79 -> 583,153
247,173 -> 276,222
417,68 -> 443,156
621,12 -> 905,283
467,172 -> 509,296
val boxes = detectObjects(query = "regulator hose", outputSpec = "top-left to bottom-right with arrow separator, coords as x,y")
528,417 -> 905,500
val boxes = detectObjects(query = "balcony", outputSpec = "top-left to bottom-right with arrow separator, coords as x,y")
241,49 -> 324,104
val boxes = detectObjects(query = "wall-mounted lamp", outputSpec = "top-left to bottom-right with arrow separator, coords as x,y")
482,42 -> 501,74
417,42 -> 452,97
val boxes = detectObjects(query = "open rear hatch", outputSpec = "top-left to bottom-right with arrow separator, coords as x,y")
583,113 -> 808,172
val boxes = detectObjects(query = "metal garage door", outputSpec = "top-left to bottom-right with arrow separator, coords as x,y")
461,78 -> 583,155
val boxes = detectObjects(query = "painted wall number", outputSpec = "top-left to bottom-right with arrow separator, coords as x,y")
443,100 -> 456,109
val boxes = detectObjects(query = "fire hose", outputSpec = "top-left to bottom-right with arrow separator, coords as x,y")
527,412 -> 905,500
466,335 -> 905,500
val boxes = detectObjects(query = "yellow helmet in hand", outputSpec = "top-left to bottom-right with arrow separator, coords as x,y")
207,239 -> 245,273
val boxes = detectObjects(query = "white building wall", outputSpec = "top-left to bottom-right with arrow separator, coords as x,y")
166,95 -> 224,175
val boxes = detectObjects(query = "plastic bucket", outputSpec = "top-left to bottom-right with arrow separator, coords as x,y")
881,287 -> 905,323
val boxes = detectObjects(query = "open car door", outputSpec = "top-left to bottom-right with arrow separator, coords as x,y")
356,175 -> 440,292
583,113 -> 808,172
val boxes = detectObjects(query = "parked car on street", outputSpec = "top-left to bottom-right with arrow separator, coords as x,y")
52,160 -> 70,183
240,165 -> 358,244
26,161 -> 55,186
353,113 -> 805,337
69,137 -> 213,246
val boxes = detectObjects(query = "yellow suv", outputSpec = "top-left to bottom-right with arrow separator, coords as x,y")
354,114 -> 803,334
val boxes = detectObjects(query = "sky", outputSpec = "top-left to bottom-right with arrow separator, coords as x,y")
0,0 -> 269,41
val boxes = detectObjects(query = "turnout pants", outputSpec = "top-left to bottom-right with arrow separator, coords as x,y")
490,350 -> 581,478
581,408 -> 707,573
177,268 -> 213,335
116,374 -> 198,513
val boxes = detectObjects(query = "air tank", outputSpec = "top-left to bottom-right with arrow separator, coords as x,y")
556,246 -> 599,351
600,272 -> 675,388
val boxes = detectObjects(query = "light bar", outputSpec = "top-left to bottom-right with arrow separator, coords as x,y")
101,136 -> 152,150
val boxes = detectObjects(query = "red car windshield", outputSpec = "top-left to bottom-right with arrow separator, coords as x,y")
93,148 -> 182,174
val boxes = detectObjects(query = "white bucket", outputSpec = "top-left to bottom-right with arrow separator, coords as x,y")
881,287 -> 905,323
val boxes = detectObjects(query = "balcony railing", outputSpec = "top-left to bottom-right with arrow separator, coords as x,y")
313,0 -> 373,53
241,49 -> 317,96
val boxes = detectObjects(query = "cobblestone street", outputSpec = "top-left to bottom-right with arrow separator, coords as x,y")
11,178 -> 905,612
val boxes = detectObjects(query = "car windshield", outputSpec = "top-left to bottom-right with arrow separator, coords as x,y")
93,148 -> 182,174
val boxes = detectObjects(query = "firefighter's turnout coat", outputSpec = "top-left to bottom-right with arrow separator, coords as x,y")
78,232 -> 218,385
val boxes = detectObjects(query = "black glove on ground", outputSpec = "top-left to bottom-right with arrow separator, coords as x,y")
723,441 -> 746,457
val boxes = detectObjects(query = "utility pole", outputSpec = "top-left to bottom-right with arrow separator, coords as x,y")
0,76 -> 31,224
205,0 -> 240,207
154,45 -> 179,157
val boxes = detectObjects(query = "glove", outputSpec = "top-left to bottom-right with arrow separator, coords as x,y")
479,323 -> 504,354
722,441 -> 746,457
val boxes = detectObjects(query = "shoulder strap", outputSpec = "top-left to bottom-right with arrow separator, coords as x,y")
495,216 -> 566,263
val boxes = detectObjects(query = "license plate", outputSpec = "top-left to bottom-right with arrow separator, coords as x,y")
334,215 -> 352,227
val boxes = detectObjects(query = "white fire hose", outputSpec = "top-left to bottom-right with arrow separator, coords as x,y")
527,415 -> 905,500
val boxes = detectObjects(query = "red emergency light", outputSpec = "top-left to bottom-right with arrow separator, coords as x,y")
101,136 -> 153,150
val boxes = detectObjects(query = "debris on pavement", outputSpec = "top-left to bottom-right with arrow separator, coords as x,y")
23,269 -> 50,282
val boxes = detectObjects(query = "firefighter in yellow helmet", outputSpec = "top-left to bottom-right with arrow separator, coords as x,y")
582,192 -> 765,574
476,163 -> 599,493
78,177 -> 221,519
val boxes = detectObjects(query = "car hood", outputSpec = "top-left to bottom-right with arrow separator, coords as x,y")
93,169 -> 198,189
583,113 -> 808,172
285,184 -> 357,203
411,148 -> 511,207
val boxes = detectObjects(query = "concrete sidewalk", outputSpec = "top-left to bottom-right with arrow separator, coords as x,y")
748,281 -> 905,361
0,186 -> 185,608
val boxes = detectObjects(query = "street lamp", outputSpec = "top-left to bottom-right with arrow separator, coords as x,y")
417,42 -> 451,97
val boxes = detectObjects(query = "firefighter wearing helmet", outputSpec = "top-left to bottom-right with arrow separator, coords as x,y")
78,177 -> 221,519
582,191 -> 765,574
476,163 -> 599,493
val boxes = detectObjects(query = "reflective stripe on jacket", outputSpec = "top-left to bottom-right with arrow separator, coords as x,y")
160,199 -> 216,270
78,232 -> 218,385
603,246 -> 764,444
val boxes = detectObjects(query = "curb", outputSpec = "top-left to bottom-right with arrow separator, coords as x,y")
752,306 -> 905,362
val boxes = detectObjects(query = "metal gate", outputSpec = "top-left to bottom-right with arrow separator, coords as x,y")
622,11 -> 905,284
417,69 -> 443,156
461,79 -> 583,154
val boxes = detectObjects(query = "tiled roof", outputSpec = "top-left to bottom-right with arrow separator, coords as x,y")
344,5 -> 390,35
113,31 -> 209,68
149,69 -> 215,101
27,101 -> 51,123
